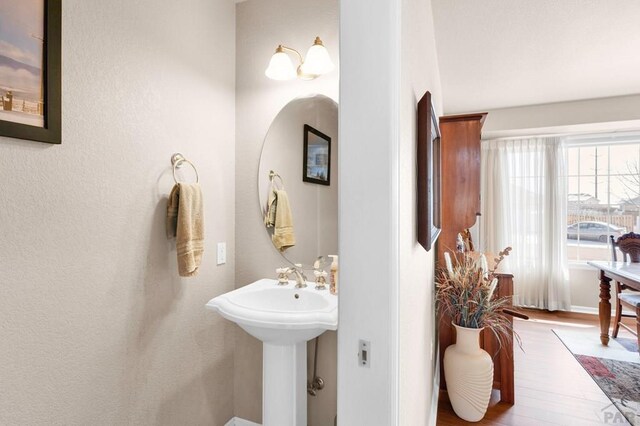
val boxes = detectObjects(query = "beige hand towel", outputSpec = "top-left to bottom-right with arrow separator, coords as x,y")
272,189 -> 295,252
264,184 -> 277,228
166,183 -> 204,277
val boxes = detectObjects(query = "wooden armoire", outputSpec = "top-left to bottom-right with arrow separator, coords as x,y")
436,113 -> 486,262
436,112 -> 515,404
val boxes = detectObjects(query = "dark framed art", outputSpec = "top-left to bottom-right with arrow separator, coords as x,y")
0,0 -> 61,144
303,124 -> 331,186
417,91 -> 441,251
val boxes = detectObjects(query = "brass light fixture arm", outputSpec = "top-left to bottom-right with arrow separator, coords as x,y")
279,45 -> 316,79
278,45 -> 304,65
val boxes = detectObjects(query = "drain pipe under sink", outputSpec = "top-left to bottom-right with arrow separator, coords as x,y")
307,336 -> 325,396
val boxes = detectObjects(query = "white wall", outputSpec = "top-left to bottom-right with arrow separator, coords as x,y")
338,0 -> 399,420
0,1 -> 236,424
235,0 -> 339,424
399,0 -> 443,424
339,0 -> 442,424
482,94 -> 640,139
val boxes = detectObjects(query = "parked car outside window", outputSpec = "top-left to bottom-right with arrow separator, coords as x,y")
567,221 -> 626,243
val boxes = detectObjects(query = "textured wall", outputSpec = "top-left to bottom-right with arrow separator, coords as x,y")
0,1 -> 236,424
235,0 -> 339,424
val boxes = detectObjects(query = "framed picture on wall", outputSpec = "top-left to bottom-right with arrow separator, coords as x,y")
303,124 -> 331,186
0,0 -> 61,144
417,91 -> 441,251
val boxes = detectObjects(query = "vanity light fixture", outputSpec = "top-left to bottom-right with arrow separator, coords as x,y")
265,36 -> 334,81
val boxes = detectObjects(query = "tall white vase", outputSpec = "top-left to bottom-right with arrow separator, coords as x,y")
444,324 -> 493,422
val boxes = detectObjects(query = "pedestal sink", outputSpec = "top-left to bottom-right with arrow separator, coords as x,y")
206,278 -> 338,426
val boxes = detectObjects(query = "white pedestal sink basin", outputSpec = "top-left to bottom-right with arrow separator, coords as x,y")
206,278 -> 338,426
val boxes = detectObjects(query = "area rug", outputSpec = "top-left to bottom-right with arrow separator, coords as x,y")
553,327 -> 640,426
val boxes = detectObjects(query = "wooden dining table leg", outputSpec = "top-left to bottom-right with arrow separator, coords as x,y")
599,270 -> 612,346
636,304 -> 640,353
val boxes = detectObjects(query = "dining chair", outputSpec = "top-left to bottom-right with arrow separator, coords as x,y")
610,233 -> 640,350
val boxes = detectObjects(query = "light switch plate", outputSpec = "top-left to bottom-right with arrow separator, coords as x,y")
217,242 -> 226,265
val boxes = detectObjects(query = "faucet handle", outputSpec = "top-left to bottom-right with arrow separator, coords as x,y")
313,256 -> 327,271
276,267 -> 289,285
314,270 -> 328,290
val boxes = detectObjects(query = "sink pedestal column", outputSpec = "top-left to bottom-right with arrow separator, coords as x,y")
263,341 -> 307,426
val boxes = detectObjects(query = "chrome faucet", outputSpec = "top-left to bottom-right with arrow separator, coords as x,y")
286,266 -> 308,288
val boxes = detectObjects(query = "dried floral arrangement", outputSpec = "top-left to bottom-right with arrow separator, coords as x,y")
436,247 -> 522,349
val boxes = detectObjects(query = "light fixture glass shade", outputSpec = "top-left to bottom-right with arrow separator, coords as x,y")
265,49 -> 296,80
301,39 -> 334,76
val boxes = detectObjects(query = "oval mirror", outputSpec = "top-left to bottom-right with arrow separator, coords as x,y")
258,94 -> 338,267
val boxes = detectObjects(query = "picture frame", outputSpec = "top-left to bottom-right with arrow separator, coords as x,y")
0,0 -> 61,144
303,124 -> 331,186
417,91 -> 441,251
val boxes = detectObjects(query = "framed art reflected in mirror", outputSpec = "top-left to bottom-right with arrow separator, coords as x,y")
417,91 -> 441,251
303,124 -> 331,186
0,0 -> 61,144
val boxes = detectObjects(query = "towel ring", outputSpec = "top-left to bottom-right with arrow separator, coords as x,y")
269,170 -> 284,187
171,153 -> 199,184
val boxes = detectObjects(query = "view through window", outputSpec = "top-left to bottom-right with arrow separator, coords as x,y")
567,136 -> 640,262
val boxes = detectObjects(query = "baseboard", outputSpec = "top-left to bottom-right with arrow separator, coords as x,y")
570,305 -> 621,316
520,305 -> 615,316
429,342 -> 440,426
224,417 -> 261,426
570,305 -> 600,315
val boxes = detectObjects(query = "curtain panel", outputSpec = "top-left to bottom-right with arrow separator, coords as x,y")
481,137 -> 571,311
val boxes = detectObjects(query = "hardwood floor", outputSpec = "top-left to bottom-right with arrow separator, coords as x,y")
437,309 -> 637,425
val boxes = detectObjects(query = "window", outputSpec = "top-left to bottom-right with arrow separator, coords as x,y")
567,134 -> 640,262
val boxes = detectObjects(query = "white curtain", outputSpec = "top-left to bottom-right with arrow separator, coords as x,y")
481,137 -> 571,311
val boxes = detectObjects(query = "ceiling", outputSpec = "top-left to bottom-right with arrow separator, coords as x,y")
431,0 -> 640,113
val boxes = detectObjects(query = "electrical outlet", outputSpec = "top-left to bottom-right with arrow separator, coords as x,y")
359,339 -> 370,368
217,242 -> 226,265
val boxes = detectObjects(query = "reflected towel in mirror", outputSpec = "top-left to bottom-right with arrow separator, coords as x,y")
265,187 -> 296,252
264,185 -> 277,228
